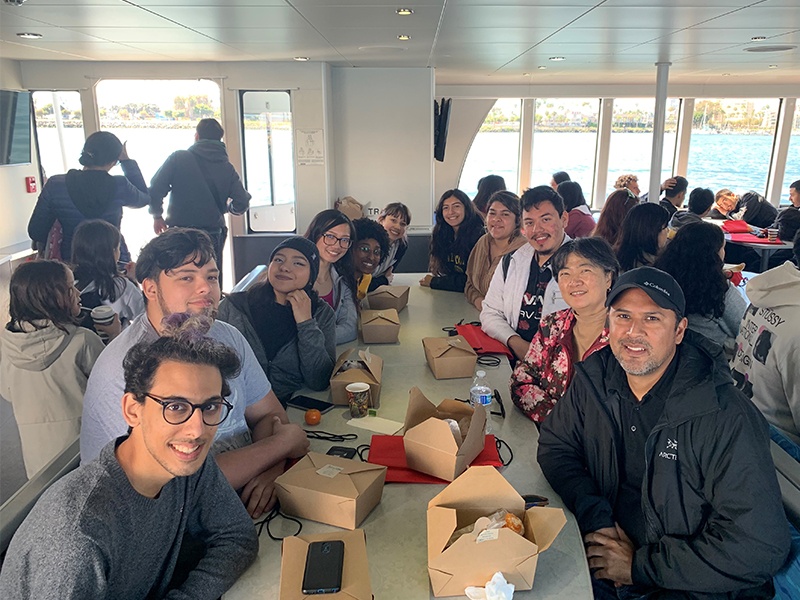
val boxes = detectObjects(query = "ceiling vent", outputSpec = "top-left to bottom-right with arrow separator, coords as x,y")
743,45 -> 796,53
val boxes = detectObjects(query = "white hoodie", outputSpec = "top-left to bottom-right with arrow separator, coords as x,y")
730,261 -> 800,444
0,322 -> 104,477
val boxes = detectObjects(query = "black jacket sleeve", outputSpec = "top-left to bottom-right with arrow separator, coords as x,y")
537,369 -> 616,535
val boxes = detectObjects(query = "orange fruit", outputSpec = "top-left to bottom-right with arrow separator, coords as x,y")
304,409 -> 322,426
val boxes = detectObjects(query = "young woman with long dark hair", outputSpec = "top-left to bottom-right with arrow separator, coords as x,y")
420,189 -> 485,292
304,209 -> 359,343
615,202 -> 670,272
655,221 -> 747,358
71,219 -> 143,328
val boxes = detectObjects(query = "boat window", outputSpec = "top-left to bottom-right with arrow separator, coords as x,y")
240,91 -> 296,233
686,98 -> 780,197
780,113 -> 800,207
32,91 -> 84,179
95,79 -> 222,261
459,99 -> 521,197
606,98 -> 679,198
530,98 -> 600,195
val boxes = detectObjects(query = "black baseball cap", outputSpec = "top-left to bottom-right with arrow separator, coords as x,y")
606,266 -> 685,317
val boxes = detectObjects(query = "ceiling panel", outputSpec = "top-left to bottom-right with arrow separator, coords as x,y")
69,27 -> 218,43
143,6 -> 310,28
193,27 -> 328,44
297,6 -> 444,29
2,5 -> 175,28
442,6 -> 595,29
0,26 -> 109,43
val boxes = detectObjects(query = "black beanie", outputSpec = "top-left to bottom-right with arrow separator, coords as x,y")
270,236 -> 320,292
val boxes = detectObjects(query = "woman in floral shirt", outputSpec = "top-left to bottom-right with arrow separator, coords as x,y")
510,237 -> 620,424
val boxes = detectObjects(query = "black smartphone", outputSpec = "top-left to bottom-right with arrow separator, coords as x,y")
287,394 -> 335,414
327,446 -> 357,459
302,540 -> 344,595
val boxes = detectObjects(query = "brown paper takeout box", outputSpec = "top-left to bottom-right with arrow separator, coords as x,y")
402,386 -> 486,482
427,466 -> 567,597
279,529 -> 372,600
366,285 -> 410,312
422,335 -> 478,379
275,452 -> 387,530
360,308 -> 400,344
329,348 -> 382,408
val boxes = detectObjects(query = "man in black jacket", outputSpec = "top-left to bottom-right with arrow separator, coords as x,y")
538,266 -> 789,600
149,118 -> 251,286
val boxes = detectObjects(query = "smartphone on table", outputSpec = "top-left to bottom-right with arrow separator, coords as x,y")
302,540 -> 344,594
287,394 -> 335,414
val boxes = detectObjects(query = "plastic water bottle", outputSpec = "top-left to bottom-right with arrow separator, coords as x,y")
470,370 -> 493,434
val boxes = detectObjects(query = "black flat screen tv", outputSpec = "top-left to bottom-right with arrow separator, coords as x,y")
0,90 -> 32,166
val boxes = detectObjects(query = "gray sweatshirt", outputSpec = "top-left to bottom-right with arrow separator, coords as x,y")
0,438 -> 258,600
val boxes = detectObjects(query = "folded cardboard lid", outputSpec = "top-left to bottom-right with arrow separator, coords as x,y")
423,335 -> 477,359
369,285 -> 409,299
331,348 -> 383,382
276,452 -> 387,499
524,506 -> 567,553
403,387 -> 473,431
361,308 -> 400,326
429,466 -> 524,512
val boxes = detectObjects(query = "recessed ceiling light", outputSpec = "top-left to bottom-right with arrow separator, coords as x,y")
293,56 -> 310,62
751,36 -> 767,41
769,64 -> 778,69
16,32 -> 42,39
395,8 -> 413,16
397,34 -> 411,41
549,56 -> 565,61
538,65 -> 547,70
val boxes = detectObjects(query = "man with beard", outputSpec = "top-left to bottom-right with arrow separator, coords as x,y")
538,266 -> 789,599
481,185 -> 570,360
81,228 -> 308,518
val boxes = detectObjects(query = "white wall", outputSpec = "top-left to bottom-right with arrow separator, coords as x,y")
0,59 -> 41,251
331,67 -> 435,228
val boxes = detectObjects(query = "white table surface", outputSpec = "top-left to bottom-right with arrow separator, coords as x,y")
224,273 -> 593,600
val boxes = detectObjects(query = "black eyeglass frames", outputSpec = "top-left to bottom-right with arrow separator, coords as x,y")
143,393 -> 233,426
321,233 -> 352,249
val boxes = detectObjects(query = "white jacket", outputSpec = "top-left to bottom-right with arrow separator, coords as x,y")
480,240 -> 570,344
731,261 -> 800,444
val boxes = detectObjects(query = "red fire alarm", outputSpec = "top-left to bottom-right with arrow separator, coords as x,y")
25,176 -> 37,194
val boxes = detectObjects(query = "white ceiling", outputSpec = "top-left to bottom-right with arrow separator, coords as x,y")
1,0 -> 798,86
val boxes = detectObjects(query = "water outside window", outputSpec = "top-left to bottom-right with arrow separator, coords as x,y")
606,98 -> 679,198
686,98 -> 780,196
780,111 -> 800,207
32,91 -> 84,178
95,79 -> 222,261
459,99 -> 521,197
530,98 -> 600,196
241,91 -> 296,233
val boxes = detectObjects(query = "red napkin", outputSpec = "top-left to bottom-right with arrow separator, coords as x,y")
727,232 -> 783,245
721,220 -> 751,233
455,324 -> 514,359
368,434 -> 503,483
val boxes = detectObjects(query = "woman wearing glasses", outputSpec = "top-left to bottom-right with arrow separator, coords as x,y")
304,209 -> 359,343
352,218 -> 390,300
218,237 -> 336,404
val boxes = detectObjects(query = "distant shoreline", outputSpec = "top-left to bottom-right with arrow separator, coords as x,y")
35,119 -> 292,130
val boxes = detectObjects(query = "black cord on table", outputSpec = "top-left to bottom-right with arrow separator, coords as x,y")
495,436 -> 513,466
253,504 -> 303,541
356,444 -> 370,462
304,430 -> 358,443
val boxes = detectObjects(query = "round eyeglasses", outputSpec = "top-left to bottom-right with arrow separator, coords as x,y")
357,244 -> 382,257
144,393 -> 233,426
321,232 -> 352,249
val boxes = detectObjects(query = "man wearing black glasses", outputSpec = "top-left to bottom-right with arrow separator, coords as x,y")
1,333 -> 258,599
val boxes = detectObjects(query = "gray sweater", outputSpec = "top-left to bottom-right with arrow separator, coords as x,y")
217,292 -> 336,403
0,438 -> 258,600
687,282 -> 747,360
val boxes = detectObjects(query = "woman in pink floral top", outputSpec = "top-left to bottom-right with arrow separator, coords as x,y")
510,237 -> 620,423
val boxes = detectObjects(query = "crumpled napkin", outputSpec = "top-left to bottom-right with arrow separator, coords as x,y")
465,571 -> 515,600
